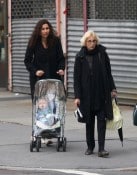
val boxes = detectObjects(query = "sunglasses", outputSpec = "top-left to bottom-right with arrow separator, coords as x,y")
86,39 -> 97,43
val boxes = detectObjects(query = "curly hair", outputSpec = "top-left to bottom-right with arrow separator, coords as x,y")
28,19 -> 57,48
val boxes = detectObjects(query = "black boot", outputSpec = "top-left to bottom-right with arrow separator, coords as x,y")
85,148 -> 93,155
98,150 -> 109,157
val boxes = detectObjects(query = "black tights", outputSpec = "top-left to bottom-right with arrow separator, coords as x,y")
86,110 -> 106,152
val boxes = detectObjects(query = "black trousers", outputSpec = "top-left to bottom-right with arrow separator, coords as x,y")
29,75 -> 39,101
86,110 -> 106,152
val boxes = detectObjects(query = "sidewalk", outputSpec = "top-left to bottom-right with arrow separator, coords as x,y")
0,89 -> 136,138
0,89 -> 137,170
0,88 -> 30,100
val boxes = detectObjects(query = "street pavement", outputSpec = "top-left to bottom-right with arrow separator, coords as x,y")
0,89 -> 137,174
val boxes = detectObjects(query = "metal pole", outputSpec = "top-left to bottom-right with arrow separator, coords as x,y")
83,0 -> 88,32
60,0 -> 67,90
56,0 -> 67,89
56,0 -> 61,36
7,0 -> 12,90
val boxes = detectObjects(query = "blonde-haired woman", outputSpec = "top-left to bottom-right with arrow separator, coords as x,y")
80,30 -> 100,46
74,30 -> 117,157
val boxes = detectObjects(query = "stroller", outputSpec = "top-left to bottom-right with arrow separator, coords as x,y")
30,79 -> 67,152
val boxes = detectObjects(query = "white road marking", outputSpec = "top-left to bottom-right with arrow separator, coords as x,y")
48,169 -> 103,175
0,166 -> 103,175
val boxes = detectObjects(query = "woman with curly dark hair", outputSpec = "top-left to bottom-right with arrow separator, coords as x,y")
24,19 -> 65,100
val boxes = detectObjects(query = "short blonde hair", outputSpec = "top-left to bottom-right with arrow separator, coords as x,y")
80,30 -> 100,46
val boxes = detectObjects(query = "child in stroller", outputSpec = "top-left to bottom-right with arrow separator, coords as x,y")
36,96 -> 59,129
30,79 -> 66,152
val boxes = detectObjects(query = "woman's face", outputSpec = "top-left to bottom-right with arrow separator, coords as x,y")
85,36 -> 97,50
40,23 -> 50,39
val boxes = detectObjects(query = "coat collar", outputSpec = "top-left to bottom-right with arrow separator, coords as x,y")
77,44 -> 106,58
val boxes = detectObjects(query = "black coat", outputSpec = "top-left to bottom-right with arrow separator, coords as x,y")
74,45 -> 116,122
24,37 -> 65,98
24,37 -> 65,79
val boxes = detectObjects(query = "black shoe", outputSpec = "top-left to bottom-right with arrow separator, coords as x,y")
98,150 -> 109,157
85,149 -> 93,155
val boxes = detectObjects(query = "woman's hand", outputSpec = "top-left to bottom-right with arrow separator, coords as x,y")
56,69 -> 64,76
111,89 -> 117,98
74,98 -> 80,107
36,70 -> 45,77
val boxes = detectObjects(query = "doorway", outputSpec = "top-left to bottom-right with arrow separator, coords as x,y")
0,0 -> 7,87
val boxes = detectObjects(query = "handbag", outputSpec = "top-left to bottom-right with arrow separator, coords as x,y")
74,107 -> 85,123
106,98 -> 123,130
133,104 -> 137,126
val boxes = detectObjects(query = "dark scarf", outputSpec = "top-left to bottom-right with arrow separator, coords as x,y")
85,46 -> 105,112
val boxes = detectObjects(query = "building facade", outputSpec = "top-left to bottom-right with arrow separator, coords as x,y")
1,0 -> 137,105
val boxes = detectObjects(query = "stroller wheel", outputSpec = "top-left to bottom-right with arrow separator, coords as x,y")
36,138 -> 41,152
62,137 -> 67,152
56,137 -> 61,152
30,140 -> 34,152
